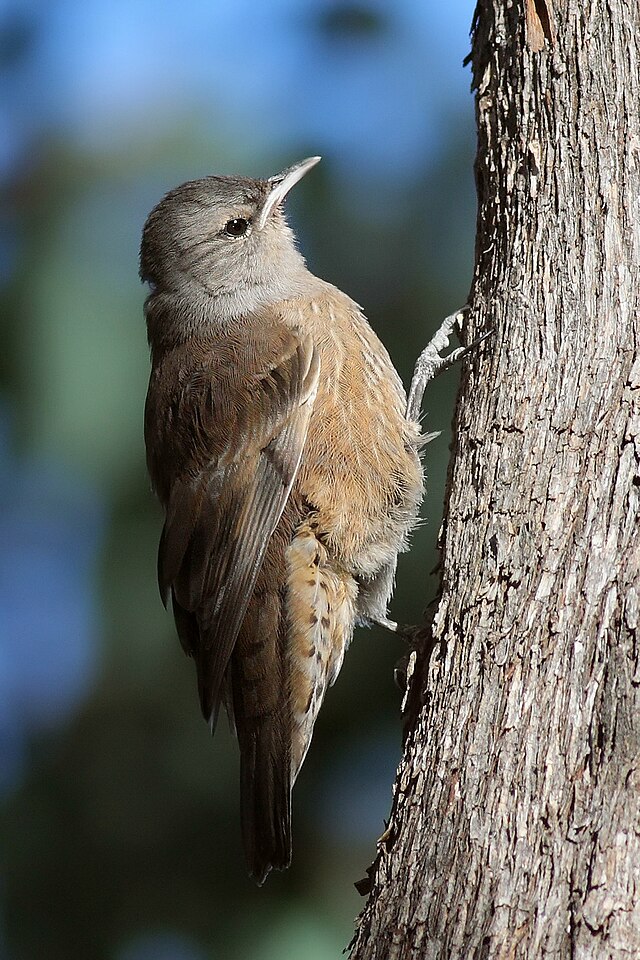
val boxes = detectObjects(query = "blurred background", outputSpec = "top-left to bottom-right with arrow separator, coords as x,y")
0,1 -> 476,957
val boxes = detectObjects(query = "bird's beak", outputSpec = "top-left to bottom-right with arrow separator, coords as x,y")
257,156 -> 321,230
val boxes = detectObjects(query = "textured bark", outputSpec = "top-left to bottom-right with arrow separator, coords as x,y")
350,1 -> 640,958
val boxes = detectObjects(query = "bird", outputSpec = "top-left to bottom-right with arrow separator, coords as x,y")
140,156 -> 424,883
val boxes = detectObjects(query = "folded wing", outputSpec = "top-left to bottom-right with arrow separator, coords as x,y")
157,333 -> 320,727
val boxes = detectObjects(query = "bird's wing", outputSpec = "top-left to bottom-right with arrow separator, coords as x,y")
158,332 -> 320,726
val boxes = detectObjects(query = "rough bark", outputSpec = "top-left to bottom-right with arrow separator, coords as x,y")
350,1 -> 640,958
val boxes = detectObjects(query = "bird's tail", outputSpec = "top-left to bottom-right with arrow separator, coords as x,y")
239,714 -> 292,885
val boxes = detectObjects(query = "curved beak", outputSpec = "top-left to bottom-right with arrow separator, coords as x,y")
257,156 -> 321,230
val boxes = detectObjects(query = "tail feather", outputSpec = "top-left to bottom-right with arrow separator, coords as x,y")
229,554 -> 295,884
239,717 -> 292,884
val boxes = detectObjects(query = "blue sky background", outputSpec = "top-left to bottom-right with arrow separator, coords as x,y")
0,2 -> 477,958
3,0 -> 473,173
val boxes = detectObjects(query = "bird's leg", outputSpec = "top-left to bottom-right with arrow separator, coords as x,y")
406,305 -> 491,423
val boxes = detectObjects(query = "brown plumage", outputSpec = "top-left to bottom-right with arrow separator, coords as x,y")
141,157 -> 423,883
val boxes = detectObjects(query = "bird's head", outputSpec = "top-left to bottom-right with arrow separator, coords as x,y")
140,156 -> 321,315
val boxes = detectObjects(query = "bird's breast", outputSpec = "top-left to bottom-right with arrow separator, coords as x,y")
293,300 -> 423,576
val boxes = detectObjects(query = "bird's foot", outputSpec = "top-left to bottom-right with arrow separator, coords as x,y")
406,305 -> 492,422
361,615 -> 419,643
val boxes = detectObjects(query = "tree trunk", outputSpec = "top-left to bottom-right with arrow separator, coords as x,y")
349,1 -> 640,958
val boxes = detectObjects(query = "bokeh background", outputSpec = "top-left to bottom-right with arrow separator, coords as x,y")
0,2 -> 477,957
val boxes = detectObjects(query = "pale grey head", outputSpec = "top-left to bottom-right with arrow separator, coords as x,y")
140,156 -> 321,321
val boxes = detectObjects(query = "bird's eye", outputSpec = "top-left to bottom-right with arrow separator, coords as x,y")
224,217 -> 250,237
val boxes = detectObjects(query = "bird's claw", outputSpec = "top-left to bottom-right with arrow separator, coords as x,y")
406,306 -> 492,423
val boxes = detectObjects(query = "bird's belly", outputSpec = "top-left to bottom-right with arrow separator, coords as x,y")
295,436 -> 422,578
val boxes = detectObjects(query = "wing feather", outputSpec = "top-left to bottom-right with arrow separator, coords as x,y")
157,333 -> 320,726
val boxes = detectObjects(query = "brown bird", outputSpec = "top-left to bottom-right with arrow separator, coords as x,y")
141,156 -> 424,883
